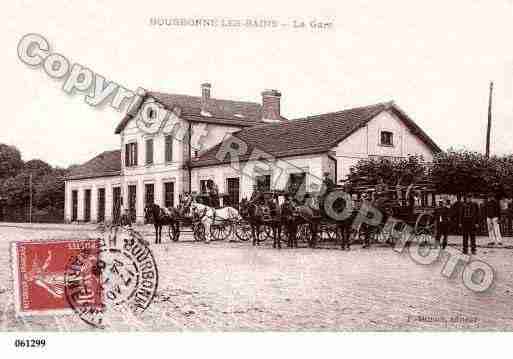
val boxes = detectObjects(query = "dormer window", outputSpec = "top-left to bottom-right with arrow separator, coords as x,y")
380,131 -> 394,146
147,107 -> 156,119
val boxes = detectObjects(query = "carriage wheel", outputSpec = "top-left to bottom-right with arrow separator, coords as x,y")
375,225 -> 391,244
415,228 -> 434,246
280,224 -> 289,244
414,213 -> 435,237
297,223 -> 312,243
265,224 -> 274,240
356,223 -> 380,245
414,213 -> 435,246
258,224 -> 273,242
168,224 -> 180,242
210,221 -> 233,241
321,225 -> 337,242
348,225 -> 358,243
356,223 -> 369,243
235,220 -> 252,241
193,222 -> 206,241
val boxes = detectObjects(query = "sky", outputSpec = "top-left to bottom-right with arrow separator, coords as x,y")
2,0 -> 513,167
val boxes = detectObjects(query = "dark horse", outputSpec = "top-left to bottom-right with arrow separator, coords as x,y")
239,198 -> 265,246
294,190 -> 354,249
266,196 -> 283,249
325,192 -> 354,250
144,203 -> 181,244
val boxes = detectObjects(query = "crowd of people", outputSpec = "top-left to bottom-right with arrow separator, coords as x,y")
433,194 -> 505,255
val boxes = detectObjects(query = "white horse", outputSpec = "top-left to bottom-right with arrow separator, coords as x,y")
189,201 -> 240,242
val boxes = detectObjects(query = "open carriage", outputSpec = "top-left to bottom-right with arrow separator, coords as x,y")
236,190 -> 345,246
349,180 -> 438,246
163,192 -> 237,242
235,190 -> 280,243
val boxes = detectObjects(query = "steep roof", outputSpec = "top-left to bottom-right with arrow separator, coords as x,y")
114,91 -> 264,134
66,150 -> 121,180
190,101 -> 441,167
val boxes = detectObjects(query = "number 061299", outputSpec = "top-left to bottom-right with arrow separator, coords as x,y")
14,338 -> 46,348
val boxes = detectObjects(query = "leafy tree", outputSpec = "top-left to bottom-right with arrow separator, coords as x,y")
428,149 -> 513,198
485,155 -> 513,198
24,159 -> 53,177
0,172 -> 31,207
0,144 -> 24,180
0,155 -> 67,222
33,173 -> 65,209
431,150 -> 477,195
346,151 -> 513,199
347,155 -> 426,189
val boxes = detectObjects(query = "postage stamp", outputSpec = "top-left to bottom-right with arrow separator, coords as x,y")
10,226 -> 159,328
11,239 -> 101,317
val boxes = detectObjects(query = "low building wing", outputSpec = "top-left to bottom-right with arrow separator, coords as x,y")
66,150 -> 121,180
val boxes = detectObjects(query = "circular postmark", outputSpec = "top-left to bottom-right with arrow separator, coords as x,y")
64,226 -> 158,329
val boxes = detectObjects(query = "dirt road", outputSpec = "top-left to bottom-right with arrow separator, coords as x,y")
1,223 -> 512,331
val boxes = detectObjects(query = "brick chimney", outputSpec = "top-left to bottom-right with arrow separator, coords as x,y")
200,83 -> 212,116
201,83 -> 211,102
261,89 -> 282,123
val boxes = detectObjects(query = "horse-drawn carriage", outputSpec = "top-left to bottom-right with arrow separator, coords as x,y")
236,190 -> 282,243
237,189 -> 347,247
349,180 -> 438,246
264,180 -> 439,248
146,193 -> 240,243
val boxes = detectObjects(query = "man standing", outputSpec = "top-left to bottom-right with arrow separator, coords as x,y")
207,179 -> 220,208
360,193 -> 372,249
484,194 -> 503,246
374,178 -> 389,198
508,200 -> 513,236
322,172 -> 336,193
319,173 -> 334,218
434,199 -> 451,249
451,197 -> 462,234
458,195 -> 480,255
269,194 -> 282,249
120,207 -> 132,228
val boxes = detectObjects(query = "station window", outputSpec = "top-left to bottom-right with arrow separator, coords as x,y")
380,131 -> 394,146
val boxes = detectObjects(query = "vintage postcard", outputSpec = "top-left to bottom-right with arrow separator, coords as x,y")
1,0 -> 513,357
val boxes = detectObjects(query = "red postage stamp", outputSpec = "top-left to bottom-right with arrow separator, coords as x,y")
11,239 -> 102,316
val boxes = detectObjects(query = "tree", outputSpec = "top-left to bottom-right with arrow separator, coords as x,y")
24,159 -> 53,177
0,144 -> 24,180
347,155 -> 426,189
429,149 -> 512,197
0,172 -> 31,207
33,173 -> 65,209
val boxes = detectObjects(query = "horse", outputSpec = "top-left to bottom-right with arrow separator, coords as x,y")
265,196 -> 283,249
293,190 -> 354,249
321,191 -> 355,250
292,202 -> 320,248
188,201 -> 240,242
280,199 -> 301,248
144,203 -> 182,244
239,198 -> 265,246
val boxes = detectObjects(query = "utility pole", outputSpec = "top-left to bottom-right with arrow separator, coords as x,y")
486,81 -> 493,158
29,173 -> 33,223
